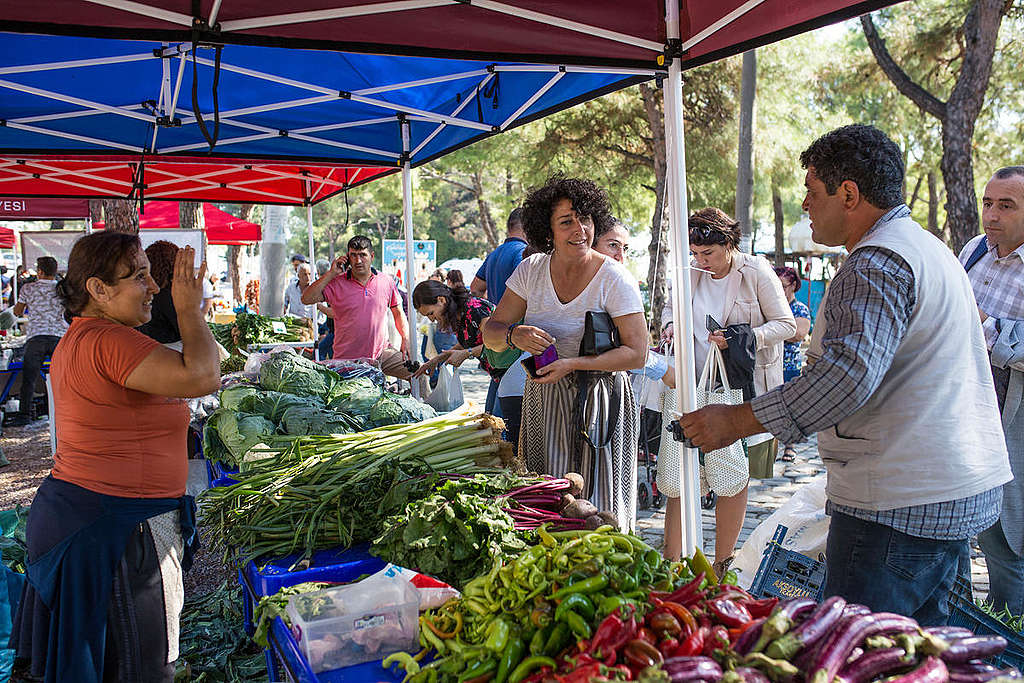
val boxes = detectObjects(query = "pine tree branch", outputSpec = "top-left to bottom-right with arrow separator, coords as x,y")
601,144 -> 653,167
860,14 -> 948,120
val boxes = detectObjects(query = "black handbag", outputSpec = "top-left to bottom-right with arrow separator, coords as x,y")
579,311 -> 620,357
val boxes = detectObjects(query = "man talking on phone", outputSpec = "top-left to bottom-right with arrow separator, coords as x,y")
302,235 -> 416,380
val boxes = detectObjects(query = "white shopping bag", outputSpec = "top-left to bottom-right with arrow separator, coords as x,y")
698,344 -> 748,497
731,476 -> 829,588
425,363 -> 465,412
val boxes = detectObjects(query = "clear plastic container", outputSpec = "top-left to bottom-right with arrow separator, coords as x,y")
285,574 -> 419,673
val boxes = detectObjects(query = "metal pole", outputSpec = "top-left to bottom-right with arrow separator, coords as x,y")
305,183 -> 317,358
401,119 -> 420,398
664,0 -> 702,558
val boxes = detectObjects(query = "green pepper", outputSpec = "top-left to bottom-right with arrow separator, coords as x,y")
551,574 -> 608,599
606,552 -> 633,566
440,656 -> 466,675
562,610 -> 592,640
644,548 -> 662,568
554,593 -> 595,622
529,624 -> 551,655
383,652 -> 421,677
495,635 -> 526,683
508,656 -> 557,683
543,622 -> 572,657
457,657 -> 496,683
616,569 -> 638,593
485,618 -> 512,653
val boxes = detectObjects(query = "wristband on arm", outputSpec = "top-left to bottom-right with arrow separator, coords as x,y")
506,322 -> 520,350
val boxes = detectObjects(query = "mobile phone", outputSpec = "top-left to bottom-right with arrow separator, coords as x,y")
706,314 -> 723,333
522,345 -> 558,379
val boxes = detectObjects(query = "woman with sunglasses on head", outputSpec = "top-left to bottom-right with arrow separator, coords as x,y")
660,207 -> 794,570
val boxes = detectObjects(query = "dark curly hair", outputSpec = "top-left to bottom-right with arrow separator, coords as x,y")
145,240 -> 179,289
592,214 -> 624,245
800,124 -> 904,210
57,232 -> 142,322
521,174 -> 612,253
689,207 -> 741,249
412,279 -> 472,333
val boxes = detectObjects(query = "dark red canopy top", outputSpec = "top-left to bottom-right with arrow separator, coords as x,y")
92,201 -> 262,244
3,0 -> 898,69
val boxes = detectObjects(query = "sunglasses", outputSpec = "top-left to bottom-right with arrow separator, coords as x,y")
689,225 -> 729,244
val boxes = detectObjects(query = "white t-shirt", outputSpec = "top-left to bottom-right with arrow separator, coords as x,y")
505,253 -> 644,361
691,270 -> 736,375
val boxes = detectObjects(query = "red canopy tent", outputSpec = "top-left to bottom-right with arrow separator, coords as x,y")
92,201 -> 262,245
0,227 -> 15,249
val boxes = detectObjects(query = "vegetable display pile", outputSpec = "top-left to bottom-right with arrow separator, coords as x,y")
174,580 -> 266,682
210,311 -> 311,356
384,527 -> 1023,683
201,411 -> 513,562
204,352 -> 437,468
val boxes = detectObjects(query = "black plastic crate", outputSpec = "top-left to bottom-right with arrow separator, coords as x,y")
946,574 -> 1024,670
749,524 -> 826,602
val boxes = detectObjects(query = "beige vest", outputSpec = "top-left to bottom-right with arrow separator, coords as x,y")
808,215 -> 1011,510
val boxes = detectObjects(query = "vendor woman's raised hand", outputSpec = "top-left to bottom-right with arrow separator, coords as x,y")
171,246 -> 208,314
511,324 -> 556,355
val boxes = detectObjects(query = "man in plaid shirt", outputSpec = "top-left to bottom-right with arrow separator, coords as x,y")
960,166 -> 1024,616
679,125 -> 1011,625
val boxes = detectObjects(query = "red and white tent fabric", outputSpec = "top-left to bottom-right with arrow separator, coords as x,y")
0,227 -> 15,249
92,201 -> 262,244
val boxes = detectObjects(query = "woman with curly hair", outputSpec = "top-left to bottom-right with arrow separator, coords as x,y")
483,174 -> 648,530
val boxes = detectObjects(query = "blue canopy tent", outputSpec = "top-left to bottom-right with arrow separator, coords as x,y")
0,0 -> 904,555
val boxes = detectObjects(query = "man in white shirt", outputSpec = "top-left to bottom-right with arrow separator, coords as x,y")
10,256 -> 67,426
960,166 -> 1024,615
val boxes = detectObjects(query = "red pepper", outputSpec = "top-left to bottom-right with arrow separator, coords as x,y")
593,613 -> 638,662
681,589 -> 709,608
560,663 -> 603,683
674,625 -> 708,657
659,601 -> 698,636
707,597 -> 753,628
743,597 -> 778,619
588,612 -> 624,656
702,625 -> 730,657
637,627 -> 657,646
715,585 -> 754,600
658,637 -> 680,658
663,572 -> 705,604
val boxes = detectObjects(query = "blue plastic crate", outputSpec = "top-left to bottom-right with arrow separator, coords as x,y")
205,459 -> 240,488
238,545 -> 386,637
946,574 -> 1024,670
266,615 -> 407,683
749,524 -> 826,602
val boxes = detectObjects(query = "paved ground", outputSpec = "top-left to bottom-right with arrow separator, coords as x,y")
457,364 -> 993,599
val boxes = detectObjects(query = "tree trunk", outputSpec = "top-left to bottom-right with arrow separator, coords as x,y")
861,1 -> 1005,254
773,182 -> 786,267
88,200 -> 103,223
179,201 -> 205,230
640,82 -> 669,340
49,220 -> 64,230
907,174 -> 923,211
228,204 -> 260,304
471,171 -> 500,249
102,200 -> 139,234
735,50 -> 757,254
927,171 -> 941,239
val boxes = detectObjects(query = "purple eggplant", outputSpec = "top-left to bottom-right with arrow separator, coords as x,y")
842,603 -> 872,619
721,667 -> 772,683
951,661 -> 1001,674
662,656 -> 723,682
886,656 -> 948,683
765,596 -> 846,660
734,617 -> 767,656
834,647 -> 909,683
744,652 -> 800,683
924,626 -> 975,640
939,636 -> 1008,664
750,598 -> 816,653
949,665 -> 1018,683
807,613 -> 918,683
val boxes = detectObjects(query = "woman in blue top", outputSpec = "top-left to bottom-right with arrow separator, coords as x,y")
773,266 -> 812,461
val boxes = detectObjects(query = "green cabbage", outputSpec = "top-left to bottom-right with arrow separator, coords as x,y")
369,397 -> 403,426
327,377 -> 383,414
238,390 -> 323,424
204,409 -> 276,467
280,405 -> 359,436
258,352 -> 340,400
219,384 -> 260,411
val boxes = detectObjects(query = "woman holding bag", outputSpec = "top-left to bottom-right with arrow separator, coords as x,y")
660,207 -> 795,568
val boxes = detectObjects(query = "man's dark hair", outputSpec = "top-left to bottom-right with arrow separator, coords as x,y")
994,166 -> 1024,180
36,256 -> 58,277
507,207 -> 524,232
800,124 -> 904,210
347,235 -> 373,253
521,174 -> 612,253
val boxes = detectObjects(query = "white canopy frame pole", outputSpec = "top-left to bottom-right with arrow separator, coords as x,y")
400,119 -> 420,399
664,0 -> 702,559
305,179 -> 317,352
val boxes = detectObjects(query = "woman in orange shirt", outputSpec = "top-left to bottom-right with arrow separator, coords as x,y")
12,232 -> 220,683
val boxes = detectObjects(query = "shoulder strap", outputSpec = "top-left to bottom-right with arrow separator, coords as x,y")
964,236 -> 989,272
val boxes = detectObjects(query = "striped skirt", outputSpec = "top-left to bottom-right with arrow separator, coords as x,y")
519,371 -> 638,531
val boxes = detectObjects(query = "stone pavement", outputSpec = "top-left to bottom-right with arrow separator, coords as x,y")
457,365 -> 993,599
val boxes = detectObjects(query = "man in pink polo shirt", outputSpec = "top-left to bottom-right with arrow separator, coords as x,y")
302,235 -> 413,379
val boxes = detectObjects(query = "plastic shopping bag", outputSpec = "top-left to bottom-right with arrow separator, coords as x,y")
730,476 -> 829,588
425,363 -> 465,412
